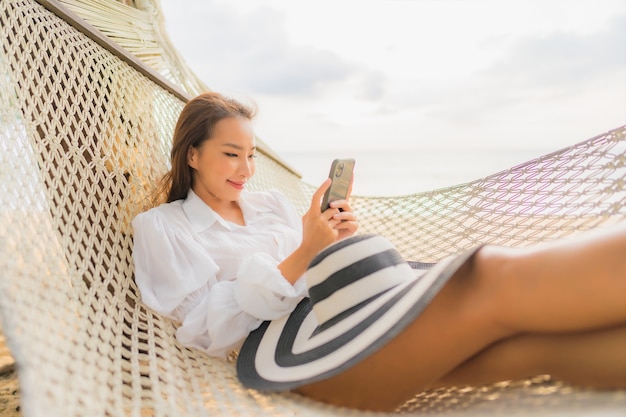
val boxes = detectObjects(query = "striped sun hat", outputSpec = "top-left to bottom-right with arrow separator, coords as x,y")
237,234 -> 479,391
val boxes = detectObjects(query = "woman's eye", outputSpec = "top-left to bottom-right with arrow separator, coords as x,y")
225,153 -> 238,157
249,154 -> 258,159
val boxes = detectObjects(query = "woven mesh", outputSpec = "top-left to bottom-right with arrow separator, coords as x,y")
0,1 -> 625,416
353,129 -> 626,261
57,0 -> 211,97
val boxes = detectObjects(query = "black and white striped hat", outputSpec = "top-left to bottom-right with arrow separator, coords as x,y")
237,234 -> 478,391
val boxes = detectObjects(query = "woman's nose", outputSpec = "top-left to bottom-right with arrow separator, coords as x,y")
240,159 -> 253,177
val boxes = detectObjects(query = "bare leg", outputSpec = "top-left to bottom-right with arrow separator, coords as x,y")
295,256 -> 510,410
483,225 -> 626,333
295,225 -> 626,411
432,324 -> 626,389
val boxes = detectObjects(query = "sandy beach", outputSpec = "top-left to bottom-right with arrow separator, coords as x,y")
0,333 -> 20,417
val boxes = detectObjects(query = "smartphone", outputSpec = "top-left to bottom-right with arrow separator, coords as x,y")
320,158 -> 355,211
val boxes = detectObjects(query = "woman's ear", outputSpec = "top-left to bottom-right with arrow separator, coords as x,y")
187,146 -> 198,169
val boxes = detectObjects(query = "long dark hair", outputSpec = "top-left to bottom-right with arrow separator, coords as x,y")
155,92 -> 256,204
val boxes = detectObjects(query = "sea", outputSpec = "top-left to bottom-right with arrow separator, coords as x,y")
279,148 -> 554,197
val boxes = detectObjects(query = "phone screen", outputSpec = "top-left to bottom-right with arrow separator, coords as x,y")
321,159 -> 355,211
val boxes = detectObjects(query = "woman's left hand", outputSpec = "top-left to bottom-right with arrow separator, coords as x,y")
328,199 -> 359,240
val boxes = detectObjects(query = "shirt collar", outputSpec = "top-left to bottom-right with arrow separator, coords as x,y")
237,190 -> 261,221
182,189 -> 266,233
182,189 -> 219,233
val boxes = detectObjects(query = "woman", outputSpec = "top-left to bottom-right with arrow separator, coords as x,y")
133,92 -> 626,411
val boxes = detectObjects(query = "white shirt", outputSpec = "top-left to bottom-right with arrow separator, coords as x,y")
132,188 -> 306,358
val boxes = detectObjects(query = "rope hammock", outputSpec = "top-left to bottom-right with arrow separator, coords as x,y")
1,0 -> 625,416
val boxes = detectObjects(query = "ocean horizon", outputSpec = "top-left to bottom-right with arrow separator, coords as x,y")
278,148 -> 554,196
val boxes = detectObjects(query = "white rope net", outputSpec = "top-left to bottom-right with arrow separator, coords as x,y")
0,1 -> 625,416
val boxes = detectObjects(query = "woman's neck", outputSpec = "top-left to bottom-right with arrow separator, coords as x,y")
191,187 -> 246,226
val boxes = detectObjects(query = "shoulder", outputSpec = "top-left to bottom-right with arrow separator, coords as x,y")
132,199 -> 187,231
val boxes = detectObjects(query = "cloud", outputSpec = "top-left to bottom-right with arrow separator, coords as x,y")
395,13 -> 626,128
241,47 -> 354,95
482,13 -> 626,90
162,0 -> 624,154
164,1 -> 375,97
355,71 -> 387,101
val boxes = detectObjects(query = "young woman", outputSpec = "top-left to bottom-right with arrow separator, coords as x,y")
133,92 -> 626,411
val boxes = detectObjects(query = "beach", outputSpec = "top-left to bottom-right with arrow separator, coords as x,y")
0,332 -> 19,416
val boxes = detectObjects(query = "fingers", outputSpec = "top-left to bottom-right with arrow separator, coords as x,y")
302,180 -> 358,250
331,210 -> 357,229
335,219 -> 359,240
310,178 -> 332,212
327,199 -> 352,214
332,210 -> 356,223
328,199 -> 359,240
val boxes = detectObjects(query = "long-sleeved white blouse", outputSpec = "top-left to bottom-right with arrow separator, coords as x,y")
132,188 -> 306,358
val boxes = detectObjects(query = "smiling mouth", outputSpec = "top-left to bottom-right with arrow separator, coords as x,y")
228,180 -> 245,190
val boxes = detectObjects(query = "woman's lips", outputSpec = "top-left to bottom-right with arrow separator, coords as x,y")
228,180 -> 245,190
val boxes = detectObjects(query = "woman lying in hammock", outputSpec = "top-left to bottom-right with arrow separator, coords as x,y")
132,91 -> 626,412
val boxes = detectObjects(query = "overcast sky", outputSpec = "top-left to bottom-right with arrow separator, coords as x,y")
158,0 -> 625,193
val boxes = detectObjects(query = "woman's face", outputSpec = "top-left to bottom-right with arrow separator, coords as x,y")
187,116 -> 256,208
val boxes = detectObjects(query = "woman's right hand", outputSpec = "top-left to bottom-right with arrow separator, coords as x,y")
278,179 -> 341,284
300,179 -> 341,257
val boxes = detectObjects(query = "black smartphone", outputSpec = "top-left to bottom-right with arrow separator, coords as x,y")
320,158 -> 355,211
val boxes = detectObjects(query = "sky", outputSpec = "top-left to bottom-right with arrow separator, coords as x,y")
158,0 -> 626,192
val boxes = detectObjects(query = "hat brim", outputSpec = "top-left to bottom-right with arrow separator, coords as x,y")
237,242 -> 480,392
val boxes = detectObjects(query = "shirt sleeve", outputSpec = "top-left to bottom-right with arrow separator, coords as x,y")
234,252 -> 307,320
231,189 -> 306,320
132,209 -> 219,315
